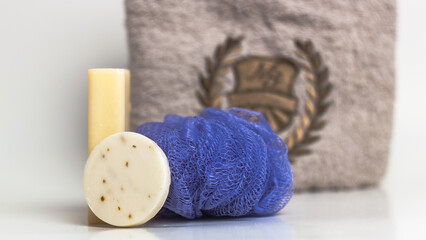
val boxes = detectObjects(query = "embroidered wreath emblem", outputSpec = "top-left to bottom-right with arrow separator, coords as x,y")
197,37 -> 332,163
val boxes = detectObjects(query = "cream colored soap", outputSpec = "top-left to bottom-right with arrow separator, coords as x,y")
88,68 -> 130,223
88,68 -> 130,153
83,132 -> 170,227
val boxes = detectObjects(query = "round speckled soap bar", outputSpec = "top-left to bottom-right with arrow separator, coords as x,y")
83,132 -> 170,227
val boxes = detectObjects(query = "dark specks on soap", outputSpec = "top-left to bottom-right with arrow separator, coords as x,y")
128,214 -> 132,219
148,146 -> 152,149
125,161 -> 129,167
107,148 -> 110,152
148,195 -> 151,199
132,145 -> 136,148
121,186 -> 124,191
117,206 -> 121,211
102,179 -> 106,184
100,196 -> 105,202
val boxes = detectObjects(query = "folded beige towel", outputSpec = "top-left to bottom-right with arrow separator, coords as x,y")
126,0 -> 396,190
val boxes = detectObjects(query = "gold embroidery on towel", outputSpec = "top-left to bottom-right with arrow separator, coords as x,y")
197,37 -> 332,163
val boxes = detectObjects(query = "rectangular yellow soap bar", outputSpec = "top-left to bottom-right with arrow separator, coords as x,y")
87,68 -> 130,224
88,68 -> 130,152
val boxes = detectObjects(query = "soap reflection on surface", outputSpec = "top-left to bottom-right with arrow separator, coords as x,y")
87,188 -> 393,240
89,215 -> 291,240
0,188 -> 402,240
89,228 -> 159,240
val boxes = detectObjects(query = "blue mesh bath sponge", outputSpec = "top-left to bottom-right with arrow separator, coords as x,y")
136,108 -> 293,219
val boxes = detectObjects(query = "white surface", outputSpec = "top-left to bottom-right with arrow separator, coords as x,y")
1,187 -> 425,240
84,132 -> 170,227
0,0 -> 426,239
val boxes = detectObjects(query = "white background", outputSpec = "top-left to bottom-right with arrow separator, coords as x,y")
0,0 -> 425,239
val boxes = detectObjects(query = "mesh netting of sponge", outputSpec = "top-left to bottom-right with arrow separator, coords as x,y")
136,108 -> 293,219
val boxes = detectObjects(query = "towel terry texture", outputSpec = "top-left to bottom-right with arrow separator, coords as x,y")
125,0 -> 396,190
